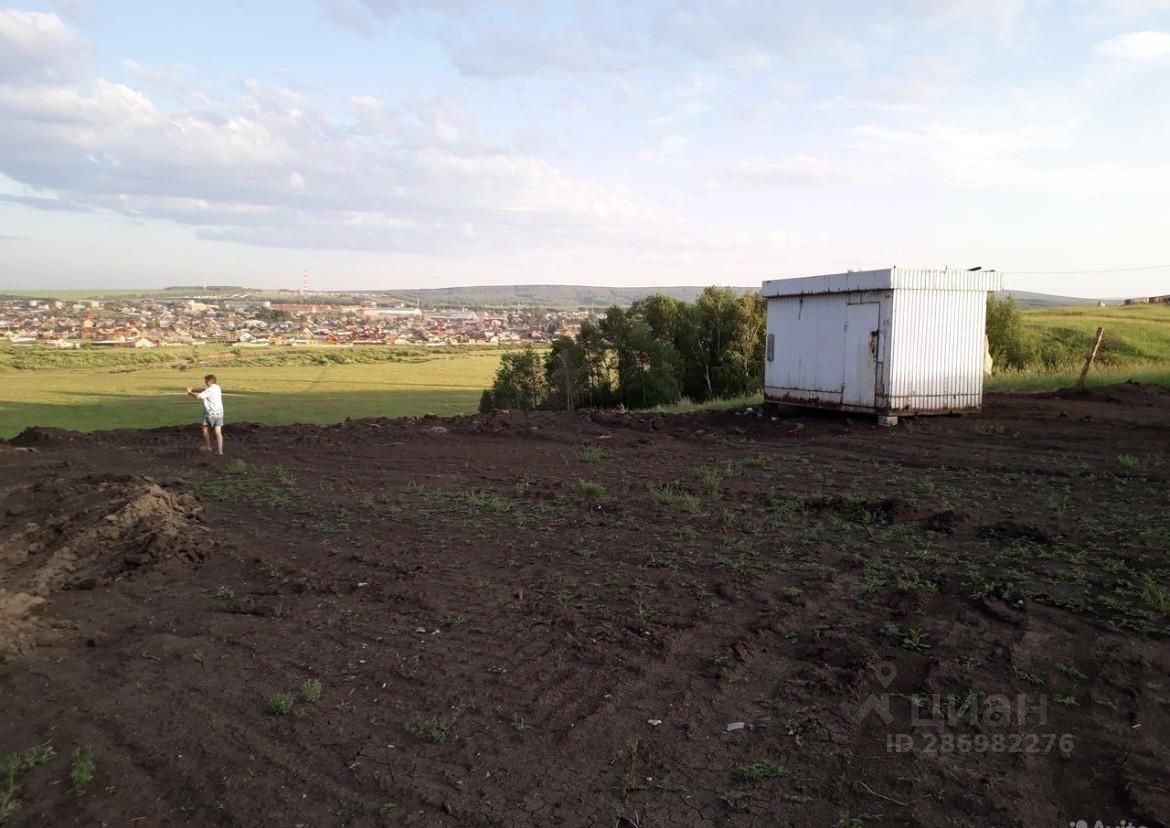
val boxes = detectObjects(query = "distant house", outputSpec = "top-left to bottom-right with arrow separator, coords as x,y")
132,336 -> 157,349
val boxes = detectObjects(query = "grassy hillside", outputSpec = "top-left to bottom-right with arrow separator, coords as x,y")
1002,290 -> 1113,308
0,347 -> 506,438
1024,303 -> 1170,366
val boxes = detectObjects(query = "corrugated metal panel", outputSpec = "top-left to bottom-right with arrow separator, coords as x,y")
763,267 -> 1002,298
889,267 -> 1003,293
764,293 -> 849,399
763,269 -> 893,297
885,289 -> 988,412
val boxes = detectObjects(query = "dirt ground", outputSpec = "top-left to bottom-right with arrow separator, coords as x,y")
2,384 -> 1169,828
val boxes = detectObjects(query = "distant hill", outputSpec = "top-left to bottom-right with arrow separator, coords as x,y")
1,284 -> 1115,309
374,284 -> 752,308
1001,290 -> 1115,309
375,284 -> 1108,310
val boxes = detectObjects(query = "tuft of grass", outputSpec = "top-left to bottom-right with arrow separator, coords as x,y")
655,394 -> 764,414
405,714 -> 448,744
731,761 -> 786,783
720,790 -> 749,810
302,678 -> 323,704
697,465 -> 723,496
577,479 -> 607,499
464,489 -> 513,514
881,622 -> 930,652
649,483 -> 702,514
68,748 -> 95,798
214,585 -> 234,600
577,445 -> 610,463
267,692 -> 295,715
1137,574 -> 1170,614
1117,454 -> 1139,470
1,743 -> 56,821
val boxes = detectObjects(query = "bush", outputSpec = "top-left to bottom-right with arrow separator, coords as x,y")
986,295 -> 1037,371
481,346 -> 547,412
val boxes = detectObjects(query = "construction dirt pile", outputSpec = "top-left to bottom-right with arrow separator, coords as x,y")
0,474 -> 207,660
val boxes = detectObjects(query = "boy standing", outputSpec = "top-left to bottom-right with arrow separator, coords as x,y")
187,374 -> 224,455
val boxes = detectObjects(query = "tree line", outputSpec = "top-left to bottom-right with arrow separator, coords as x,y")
479,287 -> 766,412
481,291 -> 1072,413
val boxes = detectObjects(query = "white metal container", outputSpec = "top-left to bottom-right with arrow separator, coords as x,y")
761,267 -> 1004,417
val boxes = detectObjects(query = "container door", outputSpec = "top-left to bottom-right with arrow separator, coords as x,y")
843,302 -> 879,408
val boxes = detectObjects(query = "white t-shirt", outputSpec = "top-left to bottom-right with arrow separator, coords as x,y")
198,384 -> 224,418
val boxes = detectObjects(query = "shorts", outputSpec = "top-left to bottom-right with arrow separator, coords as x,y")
202,415 -> 224,428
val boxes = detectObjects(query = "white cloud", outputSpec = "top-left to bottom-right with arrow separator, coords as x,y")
706,154 -> 857,190
0,8 -> 86,82
0,48 -> 666,255
1093,30 -> 1170,59
1097,0 -> 1170,17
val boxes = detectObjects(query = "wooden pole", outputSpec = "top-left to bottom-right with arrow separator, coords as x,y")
1077,327 -> 1105,388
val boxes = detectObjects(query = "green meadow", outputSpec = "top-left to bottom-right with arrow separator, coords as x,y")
987,303 -> 1170,390
0,347 -> 506,438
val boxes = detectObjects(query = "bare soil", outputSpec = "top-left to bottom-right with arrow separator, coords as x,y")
2,384 -> 1169,827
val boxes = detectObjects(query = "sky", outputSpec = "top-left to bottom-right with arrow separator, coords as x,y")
1,1 -> 1169,296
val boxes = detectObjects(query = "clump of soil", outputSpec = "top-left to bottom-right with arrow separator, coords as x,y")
803,494 -> 903,524
0,474 -> 207,660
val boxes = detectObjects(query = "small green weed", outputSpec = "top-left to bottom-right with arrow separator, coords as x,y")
578,479 -> 607,498
1137,574 -> 1170,614
267,692 -> 295,715
302,679 -> 323,704
649,483 -> 701,514
578,446 -> 610,463
882,622 -> 930,652
697,466 -> 723,496
68,748 -> 95,798
720,790 -> 749,810
731,761 -> 786,783
465,490 -> 513,514
405,714 -> 448,743
1,742 -> 56,821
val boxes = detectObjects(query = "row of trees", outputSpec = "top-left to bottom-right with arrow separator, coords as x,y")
480,287 -> 766,412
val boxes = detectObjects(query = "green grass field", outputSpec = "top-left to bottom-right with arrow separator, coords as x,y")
0,349 -> 505,438
1022,303 -> 1170,366
986,303 -> 1170,390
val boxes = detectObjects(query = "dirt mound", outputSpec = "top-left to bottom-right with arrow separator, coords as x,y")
8,426 -> 80,447
1046,380 -> 1170,405
0,474 -> 207,660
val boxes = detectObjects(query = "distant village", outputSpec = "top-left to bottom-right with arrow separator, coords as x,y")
0,295 -> 593,349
